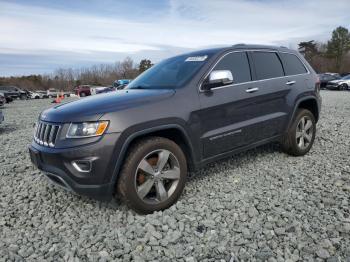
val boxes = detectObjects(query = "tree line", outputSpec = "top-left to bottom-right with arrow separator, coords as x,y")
298,26 -> 350,74
1,26 -> 349,91
0,58 -> 153,91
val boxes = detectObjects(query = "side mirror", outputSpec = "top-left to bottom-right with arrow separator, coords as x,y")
202,70 -> 234,91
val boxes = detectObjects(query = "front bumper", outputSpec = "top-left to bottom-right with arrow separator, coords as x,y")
29,132 -> 120,201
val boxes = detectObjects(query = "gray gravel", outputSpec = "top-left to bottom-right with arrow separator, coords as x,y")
0,91 -> 349,261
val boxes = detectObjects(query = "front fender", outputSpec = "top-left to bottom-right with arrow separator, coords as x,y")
107,119 -> 197,188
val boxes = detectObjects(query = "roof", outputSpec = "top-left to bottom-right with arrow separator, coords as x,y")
188,44 -> 294,56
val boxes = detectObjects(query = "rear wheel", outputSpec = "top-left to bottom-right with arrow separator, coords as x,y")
281,109 -> 316,156
117,137 -> 187,214
340,83 -> 348,90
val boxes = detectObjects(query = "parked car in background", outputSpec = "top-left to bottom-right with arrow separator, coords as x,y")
91,86 -> 116,95
0,86 -> 27,100
0,109 -> 3,124
36,91 -> 49,98
30,91 -> 44,99
318,73 -> 341,89
326,74 -> 350,90
0,92 -> 5,106
47,88 -> 71,98
47,88 -> 59,98
113,79 -> 132,90
75,85 -> 91,97
29,45 -> 321,213
1,92 -> 14,103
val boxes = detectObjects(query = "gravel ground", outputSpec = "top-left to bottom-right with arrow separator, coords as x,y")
0,91 -> 349,262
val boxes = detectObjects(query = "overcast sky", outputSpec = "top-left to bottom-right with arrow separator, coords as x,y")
0,0 -> 349,76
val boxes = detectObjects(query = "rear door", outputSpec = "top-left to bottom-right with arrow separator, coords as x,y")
247,51 -> 292,138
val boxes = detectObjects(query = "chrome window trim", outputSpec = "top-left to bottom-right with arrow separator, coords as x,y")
198,49 -> 310,93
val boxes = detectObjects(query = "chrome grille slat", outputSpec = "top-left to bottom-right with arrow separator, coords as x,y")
34,121 -> 60,147
36,123 -> 42,141
40,124 -> 46,144
43,125 -> 51,146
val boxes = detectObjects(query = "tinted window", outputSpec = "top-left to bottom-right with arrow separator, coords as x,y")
280,53 -> 307,75
251,52 -> 284,80
213,52 -> 251,84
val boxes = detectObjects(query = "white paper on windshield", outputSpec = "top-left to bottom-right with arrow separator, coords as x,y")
185,55 -> 208,62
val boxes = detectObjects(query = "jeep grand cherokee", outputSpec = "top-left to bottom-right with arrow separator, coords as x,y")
29,44 -> 321,213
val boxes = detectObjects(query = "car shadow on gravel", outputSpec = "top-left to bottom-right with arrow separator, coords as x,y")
187,142 -> 281,182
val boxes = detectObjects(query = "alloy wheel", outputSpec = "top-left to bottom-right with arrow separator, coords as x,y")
296,116 -> 314,150
135,149 -> 180,204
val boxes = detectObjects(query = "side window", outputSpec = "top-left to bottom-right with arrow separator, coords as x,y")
213,52 -> 251,84
280,53 -> 308,75
251,52 -> 284,80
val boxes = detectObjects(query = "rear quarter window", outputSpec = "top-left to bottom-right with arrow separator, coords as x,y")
251,52 -> 284,80
280,53 -> 308,75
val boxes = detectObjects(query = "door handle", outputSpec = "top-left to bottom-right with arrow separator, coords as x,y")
286,81 -> 296,85
246,87 -> 259,93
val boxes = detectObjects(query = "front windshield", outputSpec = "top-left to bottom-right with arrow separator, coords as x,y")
128,54 -> 209,89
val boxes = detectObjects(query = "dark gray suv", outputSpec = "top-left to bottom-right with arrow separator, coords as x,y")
29,44 -> 321,213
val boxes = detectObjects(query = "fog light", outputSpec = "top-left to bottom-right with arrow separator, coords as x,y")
72,160 -> 92,172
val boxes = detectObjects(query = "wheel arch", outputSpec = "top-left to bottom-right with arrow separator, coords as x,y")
110,124 -> 197,190
288,96 -> 320,130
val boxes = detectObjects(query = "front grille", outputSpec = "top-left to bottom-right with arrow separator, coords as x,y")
34,122 -> 60,147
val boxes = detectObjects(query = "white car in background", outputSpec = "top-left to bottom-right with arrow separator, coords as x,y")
30,91 -> 45,99
327,75 -> 350,90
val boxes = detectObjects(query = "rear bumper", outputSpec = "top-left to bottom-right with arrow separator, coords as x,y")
29,132 -> 121,201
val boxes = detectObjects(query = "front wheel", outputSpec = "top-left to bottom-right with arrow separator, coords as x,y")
117,137 -> 187,214
281,109 -> 316,156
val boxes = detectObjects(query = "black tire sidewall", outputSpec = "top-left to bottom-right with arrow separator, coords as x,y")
289,109 -> 316,156
119,137 -> 187,213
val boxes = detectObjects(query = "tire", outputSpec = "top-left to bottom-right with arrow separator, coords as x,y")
340,84 -> 348,91
117,137 -> 187,214
281,109 -> 316,156
20,94 -> 26,100
80,92 -> 86,97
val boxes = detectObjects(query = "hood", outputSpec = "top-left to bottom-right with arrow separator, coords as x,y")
40,89 -> 175,123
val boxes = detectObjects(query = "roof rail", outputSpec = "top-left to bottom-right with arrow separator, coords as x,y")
232,43 -> 246,47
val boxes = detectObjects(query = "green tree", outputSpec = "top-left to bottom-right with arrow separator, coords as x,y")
298,40 -> 318,62
327,26 -> 350,72
138,59 -> 153,73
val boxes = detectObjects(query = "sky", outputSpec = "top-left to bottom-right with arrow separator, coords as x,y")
0,0 -> 349,76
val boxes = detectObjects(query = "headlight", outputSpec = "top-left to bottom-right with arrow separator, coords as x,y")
66,121 -> 109,138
